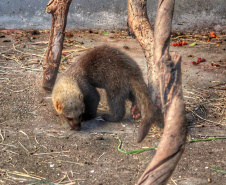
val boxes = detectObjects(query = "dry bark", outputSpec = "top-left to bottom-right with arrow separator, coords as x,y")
137,53 -> 187,185
128,0 -> 187,184
42,0 -> 72,91
127,0 -> 159,105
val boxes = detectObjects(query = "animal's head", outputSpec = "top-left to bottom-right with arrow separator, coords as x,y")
52,78 -> 85,130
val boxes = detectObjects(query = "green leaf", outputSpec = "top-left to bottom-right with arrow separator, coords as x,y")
189,41 -> 198,46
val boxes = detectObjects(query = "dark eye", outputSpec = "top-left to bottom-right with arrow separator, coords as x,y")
66,117 -> 73,121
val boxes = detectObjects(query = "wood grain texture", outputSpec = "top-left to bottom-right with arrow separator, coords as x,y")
42,0 -> 72,91
128,0 -> 187,184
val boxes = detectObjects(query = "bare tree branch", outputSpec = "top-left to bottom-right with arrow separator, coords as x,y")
127,0 -> 160,105
138,53 -> 187,185
128,0 -> 187,184
42,0 -> 72,91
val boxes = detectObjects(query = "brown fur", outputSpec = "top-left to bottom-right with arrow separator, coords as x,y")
52,46 -> 156,142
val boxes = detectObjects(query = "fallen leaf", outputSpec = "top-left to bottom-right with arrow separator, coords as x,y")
211,62 -> 226,68
210,32 -> 216,38
189,41 -> 198,46
172,41 -> 187,47
192,58 -> 206,65
66,39 -> 74,43
65,31 -> 74,38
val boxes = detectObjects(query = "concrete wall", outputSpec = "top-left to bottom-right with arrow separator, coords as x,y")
0,0 -> 225,32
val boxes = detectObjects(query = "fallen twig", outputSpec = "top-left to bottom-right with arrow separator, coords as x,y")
211,62 -> 226,68
0,129 -> 5,143
0,30 -> 23,34
32,151 -> 70,156
18,141 -> 29,153
209,83 -> 226,88
190,110 -> 220,125
1,54 -> 43,72
0,169 -> 45,181
31,41 -> 49,45
209,86 -> 226,90
62,47 -> 91,54
56,160 -> 84,166
171,178 -> 178,185
19,130 -> 30,139
191,89 -> 210,98
13,43 -> 43,58
0,143 -> 18,148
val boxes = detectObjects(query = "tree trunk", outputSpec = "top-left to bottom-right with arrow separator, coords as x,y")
42,0 -> 72,91
137,53 -> 187,185
127,0 -> 159,106
128,0 -> 187,184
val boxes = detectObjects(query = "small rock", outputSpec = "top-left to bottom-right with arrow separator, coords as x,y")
194,35 -> 200,38
31,30 -> 40,35
188,55 -> 194,57
207,178 -> 211,183
88,29 -> 93,33
123,46 -> 130,50
94,136 -> 104,140
3,40 -> 11,42
216,40 -> 222,44
214,25 -> 223,32
84,161 -> 93,165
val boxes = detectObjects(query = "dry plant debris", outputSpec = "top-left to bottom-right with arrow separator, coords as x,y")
0,30 -> 225,184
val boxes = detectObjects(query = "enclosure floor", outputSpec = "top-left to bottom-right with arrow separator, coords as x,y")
0,30 -> 225,185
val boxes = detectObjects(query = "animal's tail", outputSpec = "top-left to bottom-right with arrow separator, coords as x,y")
131,78 -> 156,143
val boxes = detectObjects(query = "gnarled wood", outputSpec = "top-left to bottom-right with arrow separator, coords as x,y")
42,0 -> 72,91
128,0 -> 187,184
137,53 -> 187,185
127,0 -> 159,106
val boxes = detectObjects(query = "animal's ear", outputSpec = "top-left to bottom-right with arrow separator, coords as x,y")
79,93 -> 83,101
55,99 -> 63,113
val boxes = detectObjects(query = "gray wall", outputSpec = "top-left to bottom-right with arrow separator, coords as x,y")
0,0 -> 225,32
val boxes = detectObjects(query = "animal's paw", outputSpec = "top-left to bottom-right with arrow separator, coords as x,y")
95,116 -> 105,121
131,105 -> 141,120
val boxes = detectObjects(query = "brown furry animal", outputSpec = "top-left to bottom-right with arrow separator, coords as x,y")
52,46 -> 156,142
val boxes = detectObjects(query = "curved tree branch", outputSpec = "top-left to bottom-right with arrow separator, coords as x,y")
127,0 -> 187,184
127,0 -> 159,105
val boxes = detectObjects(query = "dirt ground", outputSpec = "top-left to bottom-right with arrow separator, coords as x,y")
0,30 -> 225,185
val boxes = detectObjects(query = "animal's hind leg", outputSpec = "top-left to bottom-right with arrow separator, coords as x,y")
129,91 -> 141,120
102,94 -> 125,122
